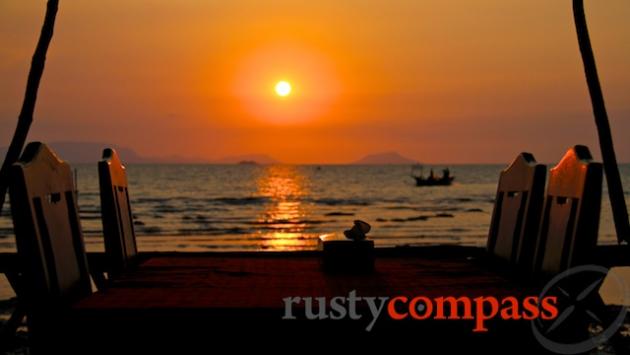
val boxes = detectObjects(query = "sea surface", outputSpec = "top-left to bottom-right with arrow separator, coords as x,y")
1,163 -> 628,252
1,163 -> 630,301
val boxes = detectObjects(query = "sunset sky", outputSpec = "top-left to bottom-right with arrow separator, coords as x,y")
1,0 -> 629,164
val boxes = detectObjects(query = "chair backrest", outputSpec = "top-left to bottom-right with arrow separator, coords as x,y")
487,153 -> 546,266
533,145 -> 602,274
9,142 -> 91,307
98,148 -> 137,275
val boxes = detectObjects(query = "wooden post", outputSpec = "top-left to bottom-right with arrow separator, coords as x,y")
0,0 -> 60,214
572,0 -> 629,243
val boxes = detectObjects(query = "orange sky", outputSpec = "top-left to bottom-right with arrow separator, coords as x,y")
1,0 -> 629,163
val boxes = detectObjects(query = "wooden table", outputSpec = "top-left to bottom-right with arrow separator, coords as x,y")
66,246 -> 547,352
3,245 -> 629,353
75,247 -> 526,308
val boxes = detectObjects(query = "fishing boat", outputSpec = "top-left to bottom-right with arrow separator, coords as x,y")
411,165 -> 454,186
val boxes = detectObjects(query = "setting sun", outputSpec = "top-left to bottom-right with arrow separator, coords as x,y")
275,81 -> 292,97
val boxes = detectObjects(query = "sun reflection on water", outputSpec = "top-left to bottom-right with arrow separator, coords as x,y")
255,165 -> 316,250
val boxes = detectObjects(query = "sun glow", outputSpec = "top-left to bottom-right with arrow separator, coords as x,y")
231,44 -> 340,124
275,81 -> 292,97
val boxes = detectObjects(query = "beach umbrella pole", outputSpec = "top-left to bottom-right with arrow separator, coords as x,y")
572,0 -> 630,243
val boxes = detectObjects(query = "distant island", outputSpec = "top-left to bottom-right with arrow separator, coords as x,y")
1,142 -> 420,165
0,142 -> 281,165
237,160 -> 258,165
352,151 -> 418,165
213,154 -> 279,165
0,141 -> 156,164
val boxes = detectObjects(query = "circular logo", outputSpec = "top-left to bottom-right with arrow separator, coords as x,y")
532,265 -> 628,354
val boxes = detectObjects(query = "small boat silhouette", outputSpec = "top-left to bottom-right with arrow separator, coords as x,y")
411,165 -> 454,186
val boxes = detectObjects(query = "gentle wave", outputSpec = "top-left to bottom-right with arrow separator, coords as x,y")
0,164 -> 627,252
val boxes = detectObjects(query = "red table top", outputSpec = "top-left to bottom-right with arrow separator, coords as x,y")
74,252 -> 532,311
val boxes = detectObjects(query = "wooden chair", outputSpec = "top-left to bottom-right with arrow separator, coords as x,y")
487,153 -> 546,267
98,148 -> 137,276
8,142 -> 91,350
533,145 -> 603,274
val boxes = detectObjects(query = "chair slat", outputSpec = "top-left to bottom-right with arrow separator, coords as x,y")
533,145 -> 602,274
487,152 -> 546,267
9,142 -> 91,306
99,148 -> 137,276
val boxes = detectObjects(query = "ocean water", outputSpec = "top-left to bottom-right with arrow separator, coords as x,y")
0,164 -> 627,253
1,163 -> 629,302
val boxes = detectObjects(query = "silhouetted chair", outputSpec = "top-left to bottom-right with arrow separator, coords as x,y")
487,153 -> 546,267
98,148 -> 138,276
533,145 -> 603,274
8,142 -> 92,351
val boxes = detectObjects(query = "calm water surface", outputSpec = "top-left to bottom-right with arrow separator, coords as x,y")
1,164 -> 629,301
1,164 -> 627,252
